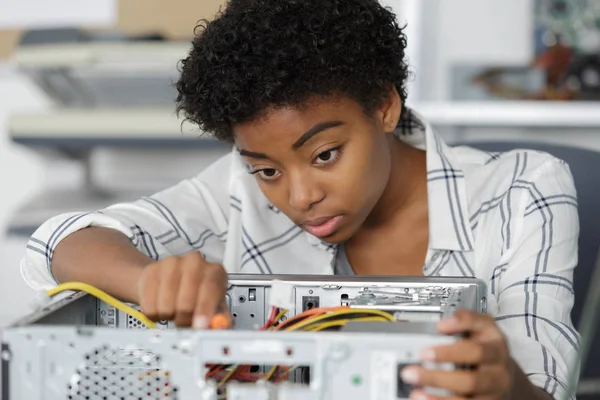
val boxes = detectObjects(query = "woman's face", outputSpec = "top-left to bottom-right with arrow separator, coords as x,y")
233,92 -> 401,243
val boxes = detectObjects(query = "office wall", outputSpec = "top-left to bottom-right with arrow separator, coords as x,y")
411,0 -> 534,102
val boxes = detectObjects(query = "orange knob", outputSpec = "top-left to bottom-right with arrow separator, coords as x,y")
210,313 -> 230,330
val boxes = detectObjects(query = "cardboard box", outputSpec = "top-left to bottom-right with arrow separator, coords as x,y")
116,0 -> 225,39
0,0 -> 226,59
0,30 -> 23,60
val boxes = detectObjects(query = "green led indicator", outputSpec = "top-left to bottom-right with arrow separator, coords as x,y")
352,375 -> 362,385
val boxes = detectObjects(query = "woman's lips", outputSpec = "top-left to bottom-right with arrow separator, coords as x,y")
302,215 -> 344,238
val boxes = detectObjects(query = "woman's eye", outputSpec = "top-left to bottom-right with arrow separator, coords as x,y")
314,148 -> 341,165
256,168 -> 280,181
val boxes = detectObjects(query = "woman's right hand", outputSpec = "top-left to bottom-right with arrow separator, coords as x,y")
136,252 -> 230,328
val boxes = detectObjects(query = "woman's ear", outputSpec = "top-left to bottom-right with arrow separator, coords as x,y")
378,85 -> 402,133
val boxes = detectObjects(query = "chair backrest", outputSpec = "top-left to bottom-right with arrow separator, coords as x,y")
459,140 -> 600,380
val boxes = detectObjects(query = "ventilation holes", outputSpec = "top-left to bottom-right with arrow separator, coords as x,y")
127,314 -> 146,330
67,345 -> 179,400
126,305 -> 149,330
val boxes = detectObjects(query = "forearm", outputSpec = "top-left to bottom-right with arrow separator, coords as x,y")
509,359 -> 554,400
51,227 -> 152,303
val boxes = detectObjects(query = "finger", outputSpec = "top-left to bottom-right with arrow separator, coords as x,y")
422,340 -> 505,365
174,256 -> 204,327
156,257 -> 180,320
400,365 -> 508,396
214,299 -> 233,329
138,263 -> 161,321
404,388 -> 460,400
437,310 -> 499,337
407,388 -> 498,400
193,263 -> 228,329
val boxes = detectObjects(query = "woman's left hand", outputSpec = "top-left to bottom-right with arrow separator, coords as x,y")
400,309 -> 514,400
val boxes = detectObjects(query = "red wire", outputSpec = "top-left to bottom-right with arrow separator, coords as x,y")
209,368 -> 290,383
260,306 -> 278,330
207,307 -> 296,384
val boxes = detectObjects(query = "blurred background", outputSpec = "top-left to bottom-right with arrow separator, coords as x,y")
0,0 -> 599,395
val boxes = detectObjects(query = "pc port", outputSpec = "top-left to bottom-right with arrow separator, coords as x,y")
341,293 -> 349,306
302,296 -> 320,311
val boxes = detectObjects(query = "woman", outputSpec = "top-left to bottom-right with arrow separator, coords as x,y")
21,0 -> 579,398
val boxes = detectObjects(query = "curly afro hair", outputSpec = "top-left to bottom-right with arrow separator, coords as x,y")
176,0 -> 410,142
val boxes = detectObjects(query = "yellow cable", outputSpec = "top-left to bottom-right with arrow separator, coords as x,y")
304,316 -> 389,331
217,308 -> 290,383
274,308 -> 288,324
217,365 -> 239,388
286,308 -> 394,331
264,315 -> 392,381
264,364 -> 294,382
46,282 -> 156,329
265,365 -> 278,381
264,308 -> 289,331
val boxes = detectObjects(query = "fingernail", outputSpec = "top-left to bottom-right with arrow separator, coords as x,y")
410,392 -> 428,400
400,367 -> 419,385
193,316 -> 208,329
420,348 -> 436,361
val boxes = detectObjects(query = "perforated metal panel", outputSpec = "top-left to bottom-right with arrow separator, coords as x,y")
126,315 -> 147,330
66,345 -> 179,400
4,325 -> 462,400
122,305 -> 169,330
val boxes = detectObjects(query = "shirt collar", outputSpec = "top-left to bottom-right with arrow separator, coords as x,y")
397,108 -> 475,252
306,107 -> 475,253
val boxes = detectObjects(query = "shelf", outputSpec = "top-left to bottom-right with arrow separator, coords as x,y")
13,41 -> 192,70
412,101 -> 600,129
7,188 -> 151,237
9,108 -> 223,150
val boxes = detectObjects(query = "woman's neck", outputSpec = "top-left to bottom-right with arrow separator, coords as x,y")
361,136 -> 428,230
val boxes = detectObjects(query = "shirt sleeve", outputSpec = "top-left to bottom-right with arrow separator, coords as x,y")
494,157 -> 580,400
20,152 -> 234,291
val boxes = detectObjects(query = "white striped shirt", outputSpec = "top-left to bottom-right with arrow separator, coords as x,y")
20,109 -> 580,398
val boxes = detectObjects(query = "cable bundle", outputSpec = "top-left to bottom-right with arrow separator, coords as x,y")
206,305 -> 395,390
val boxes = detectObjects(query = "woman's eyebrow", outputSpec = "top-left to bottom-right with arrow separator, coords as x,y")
291,120 -> 345,149
238,149 -> 269,159
237,120 -> 344,158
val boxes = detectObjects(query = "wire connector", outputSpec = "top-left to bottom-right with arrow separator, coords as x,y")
269,280 -> 295,310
